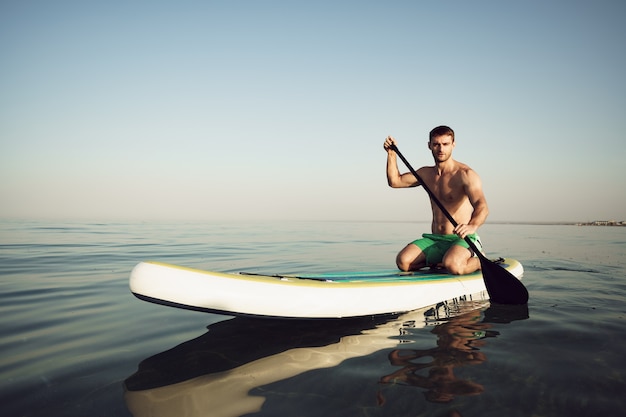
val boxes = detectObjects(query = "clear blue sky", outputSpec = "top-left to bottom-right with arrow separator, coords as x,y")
1,1 -> 624,222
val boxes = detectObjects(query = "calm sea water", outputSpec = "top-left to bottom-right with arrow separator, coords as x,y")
1,220 -> 625,417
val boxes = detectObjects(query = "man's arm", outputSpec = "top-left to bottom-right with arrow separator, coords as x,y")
454,169 -> 489,238
384,136 -> 419,188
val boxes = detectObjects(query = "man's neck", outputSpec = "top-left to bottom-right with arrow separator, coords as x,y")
434,158 -> 456,175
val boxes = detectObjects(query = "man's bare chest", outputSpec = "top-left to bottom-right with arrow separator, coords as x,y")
423,173 -> 466,204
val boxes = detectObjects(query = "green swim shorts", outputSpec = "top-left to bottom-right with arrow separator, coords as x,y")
412,233 -> 482,265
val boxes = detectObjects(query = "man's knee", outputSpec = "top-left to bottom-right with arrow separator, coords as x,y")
443,246 -> 471,275
443,253 -> 479,275
396,246 -> 423,272
443,259 -> 464,275
396,252 -> 412,272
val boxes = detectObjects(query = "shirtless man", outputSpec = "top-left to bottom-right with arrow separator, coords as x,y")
383,126 -> 489,274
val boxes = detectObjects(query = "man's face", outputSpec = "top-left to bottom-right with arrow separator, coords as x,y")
428,134 -> 455,163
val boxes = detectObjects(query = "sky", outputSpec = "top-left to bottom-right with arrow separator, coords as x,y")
1,0 -> 625,223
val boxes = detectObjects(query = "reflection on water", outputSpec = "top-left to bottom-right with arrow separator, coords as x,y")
380,303 -> 528,404
124,301 -> 528,416
124,313 -> 399,417
124,315 -> 392,391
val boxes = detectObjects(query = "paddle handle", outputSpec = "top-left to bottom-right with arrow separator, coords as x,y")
390,144 -> 483,257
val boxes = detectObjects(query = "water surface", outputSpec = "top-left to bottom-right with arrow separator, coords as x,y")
1,221 -> 624,416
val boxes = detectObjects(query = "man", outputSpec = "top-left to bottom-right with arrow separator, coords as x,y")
383,126 -> 488,274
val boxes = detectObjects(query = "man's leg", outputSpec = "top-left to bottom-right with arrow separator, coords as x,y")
442,244 -> 480,275
396,243 -> 427,272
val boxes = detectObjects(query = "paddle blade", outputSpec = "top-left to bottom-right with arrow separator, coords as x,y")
482,303 -> 529,324
478,256 -> 529,305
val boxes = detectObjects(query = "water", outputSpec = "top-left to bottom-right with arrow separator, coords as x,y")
1,220 -> 625,417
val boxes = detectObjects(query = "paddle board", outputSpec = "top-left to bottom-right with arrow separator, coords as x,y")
129,259 -> 523,319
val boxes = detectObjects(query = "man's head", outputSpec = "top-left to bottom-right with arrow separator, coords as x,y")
428,125 -> 455,163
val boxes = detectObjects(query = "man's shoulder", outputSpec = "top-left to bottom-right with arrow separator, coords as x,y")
454,160 -> 478,175
417,165 -> 434,175
453,159 -> 472,170
451,161 -> 482,187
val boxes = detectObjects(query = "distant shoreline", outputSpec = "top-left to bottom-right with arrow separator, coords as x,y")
574,220 -> 625,227
488,220 -> 625,227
